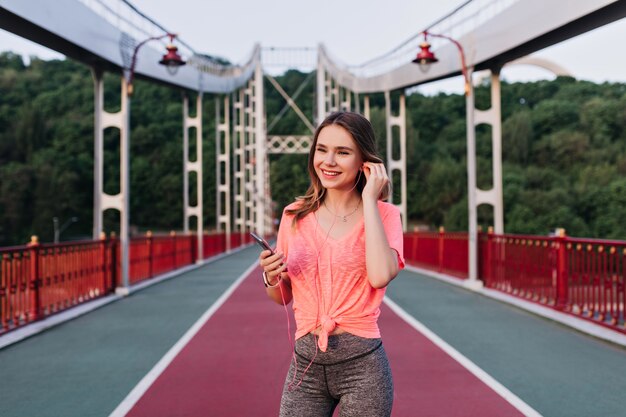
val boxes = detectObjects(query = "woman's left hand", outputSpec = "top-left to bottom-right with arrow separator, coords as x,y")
361,162 -> 389,202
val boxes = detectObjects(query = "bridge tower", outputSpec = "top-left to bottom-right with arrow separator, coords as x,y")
316,49 -> 408,231
183,93 -> 204,260
224,52 -> 272,243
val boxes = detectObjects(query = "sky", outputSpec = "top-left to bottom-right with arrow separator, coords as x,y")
1,0 -> 625,95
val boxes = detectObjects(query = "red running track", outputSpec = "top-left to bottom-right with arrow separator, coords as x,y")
125,268 -> 523,416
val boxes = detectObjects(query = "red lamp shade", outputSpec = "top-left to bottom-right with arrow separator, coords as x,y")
412,41 -> 438,65
159,44 -> 185,75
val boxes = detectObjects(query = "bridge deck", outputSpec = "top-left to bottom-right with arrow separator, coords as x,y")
0,245 -> 624,417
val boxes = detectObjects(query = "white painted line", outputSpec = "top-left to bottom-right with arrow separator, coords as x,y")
405,265 -> 626,348
384,297 -> 543,417
108,261 -> 259,417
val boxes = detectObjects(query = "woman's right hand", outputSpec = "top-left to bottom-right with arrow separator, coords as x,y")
259,250 -> 292,305
259,250 -> 288,286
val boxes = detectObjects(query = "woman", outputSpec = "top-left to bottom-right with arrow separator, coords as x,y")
259,111 -> 404,417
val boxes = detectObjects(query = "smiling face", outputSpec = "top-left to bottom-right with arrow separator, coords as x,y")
313,124 -> 363,192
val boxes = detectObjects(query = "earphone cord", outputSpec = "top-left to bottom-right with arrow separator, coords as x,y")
286,211 -> 337,392
285,192 -> 321,391
277,278 -> 300,388
318,168 -> 362,325
285,168 -> 363,391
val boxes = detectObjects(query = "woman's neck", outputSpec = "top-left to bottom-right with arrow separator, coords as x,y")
323,189 -> 361,213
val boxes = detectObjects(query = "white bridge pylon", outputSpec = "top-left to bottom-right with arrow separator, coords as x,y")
223,43 -> 574,242
284,45 -> 506,287
220,45 -> 411,245
88,43 -> 574,293
30,0 -> 608,291
2,0 -> 616,294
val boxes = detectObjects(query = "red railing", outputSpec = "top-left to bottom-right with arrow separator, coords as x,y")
1,245 -> 35,332
1,232 -> 247,335
201,232 -> 254,259
1,239 -> 111,333
39,240 -> 111,315
123,233 -> 197,286
404,229 -> 468,278
203,233 -> 226,259
5,226 -> 622,336
482,233 -> 556,304
406,228 -> 625,333
482,232 -> 626,332
566,240 -> 625,325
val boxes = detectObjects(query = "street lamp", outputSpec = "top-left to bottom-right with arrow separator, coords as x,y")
412,31 -> 470,95
126,33 -> 185,96
53,216 -> 78,243
114,32 -> 185,295
412,30 -> 487,288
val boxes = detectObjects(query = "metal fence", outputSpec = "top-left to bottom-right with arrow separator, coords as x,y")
404,229 -> 469,278
4,229 -> 623,336
0,232 -> 245,334
405,230 -> 625,333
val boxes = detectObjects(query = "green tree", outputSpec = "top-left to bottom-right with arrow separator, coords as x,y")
503,110 -> 533,164
2,52 -> 626,244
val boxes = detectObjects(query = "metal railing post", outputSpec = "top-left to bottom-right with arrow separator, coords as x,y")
194,234 -> 199,263
27,236 -> 41,322
486,227 -> 494,287
110,232 -> 118,289
170,231 -> 177,270
147,231 -> 153,278
438,226 -> 445,273
556,228 -> 569,310
99,232 -> 108,293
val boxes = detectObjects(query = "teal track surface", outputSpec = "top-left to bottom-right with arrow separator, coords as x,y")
1,247 -> 625,417
0,246 -> 260,417
386,270 -> 626,417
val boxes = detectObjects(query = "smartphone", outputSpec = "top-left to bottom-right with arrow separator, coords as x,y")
250,232 -> 273,253
250,232 -> 287,272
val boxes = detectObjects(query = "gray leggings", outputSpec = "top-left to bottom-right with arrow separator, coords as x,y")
279,333 -> 393,417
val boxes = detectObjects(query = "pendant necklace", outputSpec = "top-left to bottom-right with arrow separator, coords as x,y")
323,199 -> 361,222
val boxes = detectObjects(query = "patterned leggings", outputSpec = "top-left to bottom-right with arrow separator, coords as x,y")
279,333 -> 393,417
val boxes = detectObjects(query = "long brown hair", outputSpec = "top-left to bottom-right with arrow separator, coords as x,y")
286,111 -> 390,226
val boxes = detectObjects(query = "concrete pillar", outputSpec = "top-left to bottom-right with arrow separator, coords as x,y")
384,91 -> 408,231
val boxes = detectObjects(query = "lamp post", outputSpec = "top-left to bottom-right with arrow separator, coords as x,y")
125,33 -> 185,96
412,31 -> 470,95
115,33 -> 185,294
412,31 -> 482,288
53,216 -> 78,244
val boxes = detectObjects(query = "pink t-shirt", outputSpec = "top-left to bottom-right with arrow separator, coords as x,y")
276,200 -> 405,351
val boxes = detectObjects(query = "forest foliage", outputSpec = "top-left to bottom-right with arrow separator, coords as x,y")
0,51 -> 625,245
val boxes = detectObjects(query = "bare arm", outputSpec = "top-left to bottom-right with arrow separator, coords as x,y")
362,162 -> 400,288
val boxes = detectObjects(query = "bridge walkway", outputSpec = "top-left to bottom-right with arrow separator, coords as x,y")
0,245 -> 624,417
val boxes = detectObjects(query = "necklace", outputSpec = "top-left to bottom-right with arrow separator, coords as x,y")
323,199 -> 361,222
